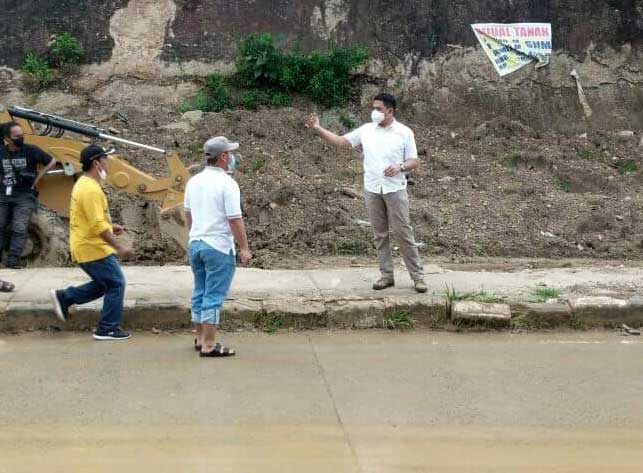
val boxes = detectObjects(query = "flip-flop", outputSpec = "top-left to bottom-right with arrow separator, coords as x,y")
0,280 -> 15,293
200,342 -> 236,357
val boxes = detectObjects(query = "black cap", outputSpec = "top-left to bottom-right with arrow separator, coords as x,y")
80,144 -> 107,171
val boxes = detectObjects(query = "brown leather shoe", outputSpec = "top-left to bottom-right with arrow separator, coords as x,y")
414,280 -> 428,293
372,278 -> 395,290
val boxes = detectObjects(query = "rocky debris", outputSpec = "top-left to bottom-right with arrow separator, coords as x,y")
339,187 -> 363,199
620,323 -> 641,336
181,110 -> 204,124
32,91 -> 85,115
11,90 -> 643,268
161,122 -> 194,133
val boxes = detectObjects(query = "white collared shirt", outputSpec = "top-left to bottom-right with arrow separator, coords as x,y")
344,120 -> 418,194
184,167 -> 242,254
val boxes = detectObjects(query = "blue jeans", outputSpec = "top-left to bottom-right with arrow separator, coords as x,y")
189,240 -> 236,325
59,254 -> 126,331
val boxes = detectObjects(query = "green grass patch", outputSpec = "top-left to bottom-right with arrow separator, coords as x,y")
335,238 -> 369,256
556,176 -> 572,193
254,312 -> 285,333
532,287 -> 561,302
501,152 -> 523,168
618,160 -> 639,175
251,157 -> 266,172
577,148 -> 601,161
384,309 -> 415,330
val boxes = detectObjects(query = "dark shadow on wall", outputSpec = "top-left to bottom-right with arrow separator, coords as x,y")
162,0 -> 642,64
0,0 -> 128,68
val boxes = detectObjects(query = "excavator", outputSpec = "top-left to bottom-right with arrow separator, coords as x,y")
0,106 -> 191,266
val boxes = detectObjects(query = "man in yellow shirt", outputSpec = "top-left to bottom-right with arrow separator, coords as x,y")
50,144 -> 133,340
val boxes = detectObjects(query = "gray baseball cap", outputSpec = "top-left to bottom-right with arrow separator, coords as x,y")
203,136 -> 239,158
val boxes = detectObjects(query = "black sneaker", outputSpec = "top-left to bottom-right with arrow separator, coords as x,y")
49,289 -> 69,322
93,327 -> 131,341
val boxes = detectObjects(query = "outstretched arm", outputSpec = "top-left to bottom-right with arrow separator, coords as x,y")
304,114 -> 352,148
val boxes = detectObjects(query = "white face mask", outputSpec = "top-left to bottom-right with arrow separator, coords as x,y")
96,162 -> 107,181
371,110 -> 385,124
227,153 -> 237,175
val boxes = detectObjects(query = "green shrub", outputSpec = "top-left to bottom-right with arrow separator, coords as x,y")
240,90 -> 263,110
235,33 -> 288,89
50,32 -> 84,66
22,53 -> 53,90
205,73 -> 232,111
179,75 -> 231,113
179,91 -> 211,113
234,33 -> 367,108
270,91 -> 291,106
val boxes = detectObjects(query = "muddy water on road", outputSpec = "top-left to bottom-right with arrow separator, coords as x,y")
2,425 -> 642,472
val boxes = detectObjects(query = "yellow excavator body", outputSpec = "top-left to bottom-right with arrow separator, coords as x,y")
0,109 -> 190,262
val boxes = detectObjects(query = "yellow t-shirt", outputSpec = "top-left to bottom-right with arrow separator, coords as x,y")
69,175 -> 114,263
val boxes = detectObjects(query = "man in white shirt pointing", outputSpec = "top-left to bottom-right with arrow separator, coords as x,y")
305,93 -> 427,293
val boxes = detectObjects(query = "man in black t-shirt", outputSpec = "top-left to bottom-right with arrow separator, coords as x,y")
0,121 -> 55,268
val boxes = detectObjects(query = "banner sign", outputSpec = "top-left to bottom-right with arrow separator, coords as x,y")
471,23 -> 552,76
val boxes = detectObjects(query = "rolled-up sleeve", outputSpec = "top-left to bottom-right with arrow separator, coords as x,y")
404,130 -> 418,160
224,182 -> 242,219
81,188 -> 112,236
343,125 -> 364,148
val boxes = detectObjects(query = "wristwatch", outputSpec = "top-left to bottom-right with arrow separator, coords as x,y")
400,163 -> 406,173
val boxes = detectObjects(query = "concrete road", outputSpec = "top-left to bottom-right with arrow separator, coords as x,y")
1,331 -> 642,472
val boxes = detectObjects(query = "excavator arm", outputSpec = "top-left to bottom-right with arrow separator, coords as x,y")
0,108 -> 190,253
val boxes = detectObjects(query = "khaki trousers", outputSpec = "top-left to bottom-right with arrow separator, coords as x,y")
364,189 -> 424,282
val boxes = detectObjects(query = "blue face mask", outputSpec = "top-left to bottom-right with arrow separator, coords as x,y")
228,153 -> 237,174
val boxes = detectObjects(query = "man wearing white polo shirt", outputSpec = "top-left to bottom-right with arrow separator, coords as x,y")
305,93 -> 426,293
184,136 -> 252,357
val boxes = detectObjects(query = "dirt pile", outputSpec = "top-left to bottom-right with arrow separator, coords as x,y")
77,101 -> 643,268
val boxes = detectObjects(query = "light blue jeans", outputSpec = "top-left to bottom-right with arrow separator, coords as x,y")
189,240 -> 236,325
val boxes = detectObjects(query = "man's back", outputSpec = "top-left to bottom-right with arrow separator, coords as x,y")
184,167 -> 241,255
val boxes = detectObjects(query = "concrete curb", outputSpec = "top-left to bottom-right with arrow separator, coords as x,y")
1,265 -> 642,333
2,293 -> 642,333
